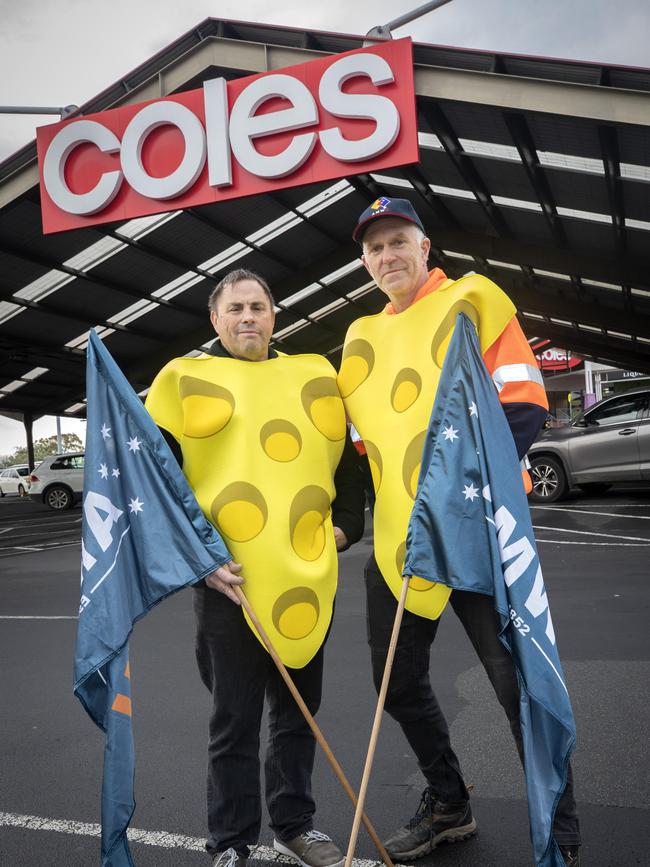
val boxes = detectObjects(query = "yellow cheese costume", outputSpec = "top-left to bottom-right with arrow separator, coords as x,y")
145,353 -> 346,668
338,274 -> 515,620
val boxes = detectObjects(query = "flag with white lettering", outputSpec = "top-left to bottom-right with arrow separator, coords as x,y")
74,330 -> 231,867
404,314 -> 576,867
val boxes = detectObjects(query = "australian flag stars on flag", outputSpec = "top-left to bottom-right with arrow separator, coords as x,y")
404,314 -> 576,867
74,330 -> 231,867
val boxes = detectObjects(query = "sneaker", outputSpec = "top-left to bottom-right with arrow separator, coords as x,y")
274,830 -> 344,867
559,846 -> 581,866
213,847 -> 247,867
383,787 -> 477,860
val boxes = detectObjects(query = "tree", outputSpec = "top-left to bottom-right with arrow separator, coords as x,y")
0,433 -> 84,469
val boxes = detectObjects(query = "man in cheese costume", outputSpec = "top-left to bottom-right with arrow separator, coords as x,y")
146,269 -> 364,867
338,199 -> 581,867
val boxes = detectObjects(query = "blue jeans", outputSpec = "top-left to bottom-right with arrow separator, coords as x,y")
364,557 -> 580,847
194,584 -> 323,856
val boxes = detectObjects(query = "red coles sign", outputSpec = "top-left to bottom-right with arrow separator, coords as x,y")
37,39 -> 418,234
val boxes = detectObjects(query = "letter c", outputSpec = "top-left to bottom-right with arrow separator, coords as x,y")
120,101 -> 207,200
43,120 -> 123,215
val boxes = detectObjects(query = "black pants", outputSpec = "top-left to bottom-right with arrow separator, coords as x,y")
365,557 -> 580,847
194,584 -> 323,856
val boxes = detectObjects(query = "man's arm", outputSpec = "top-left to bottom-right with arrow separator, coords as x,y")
331,431 -> 366,551
159,426 -> 183,466
483,317 -> 548,459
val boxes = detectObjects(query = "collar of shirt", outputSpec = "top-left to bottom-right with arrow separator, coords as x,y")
207,341 -> 279,360
383,267 -> 448,315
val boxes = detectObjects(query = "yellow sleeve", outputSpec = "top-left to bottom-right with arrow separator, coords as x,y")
144,361 -> 184,443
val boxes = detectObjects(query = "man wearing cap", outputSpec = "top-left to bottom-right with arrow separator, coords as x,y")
337,199 -> 581,866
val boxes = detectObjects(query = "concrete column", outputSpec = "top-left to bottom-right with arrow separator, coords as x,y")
23,413 -> 34,470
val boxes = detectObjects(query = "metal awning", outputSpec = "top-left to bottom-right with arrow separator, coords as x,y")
2,16 -> 650,424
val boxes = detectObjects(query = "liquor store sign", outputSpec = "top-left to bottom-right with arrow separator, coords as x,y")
37,39 -> 417,234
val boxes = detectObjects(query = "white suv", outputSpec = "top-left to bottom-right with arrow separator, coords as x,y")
28,452 -> 84,510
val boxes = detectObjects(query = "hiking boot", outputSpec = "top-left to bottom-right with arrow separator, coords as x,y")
383,787 -> 477,860
274,830 -> 344,867
559,846 -> 581,866
212,847 -> 247,867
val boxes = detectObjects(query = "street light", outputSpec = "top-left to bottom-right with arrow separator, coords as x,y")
365,0 -> 455,41
0,105 -> 78,119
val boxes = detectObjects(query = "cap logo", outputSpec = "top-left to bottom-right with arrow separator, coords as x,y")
370,196 -> 391,215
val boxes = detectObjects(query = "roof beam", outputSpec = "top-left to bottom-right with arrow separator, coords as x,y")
499,279 -> 650,341
0,240 -> 206,322
419,102 -> 512,238
520,322 -> 650,374
503,111 -> 568,247
428,228 -> 650,290
414,64 -> 650,127
0,287 -> 174,347
598,124 -> 626,257
160,38 -> 650,129
398,164 -> 462,230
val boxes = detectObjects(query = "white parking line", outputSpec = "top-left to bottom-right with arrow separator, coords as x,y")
537,539 -> 650,546
545,503 -> 650,508
0,811 -> 382,867
0,541 -> 81,558
2,529 -> 80,542
0,518 -> 81,530
0,616 -> 77,620
533,524 -> 650,543
531,505 -> 650,520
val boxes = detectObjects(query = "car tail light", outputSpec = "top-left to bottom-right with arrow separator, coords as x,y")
29,474 -> 39,482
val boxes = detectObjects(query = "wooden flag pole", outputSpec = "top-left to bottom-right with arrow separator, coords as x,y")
234,585 -> 394,867
344,575 -> 410,867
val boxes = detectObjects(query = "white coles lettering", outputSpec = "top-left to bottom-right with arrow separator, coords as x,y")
203,77 -> 232,187
43,120 -> 123,215
318,53 -> 400,162
120,101 -> 207,199
43,47 -> 408,216
229,74 -> 318,179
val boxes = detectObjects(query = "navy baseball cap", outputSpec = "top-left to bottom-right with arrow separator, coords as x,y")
352,196 -> 425,244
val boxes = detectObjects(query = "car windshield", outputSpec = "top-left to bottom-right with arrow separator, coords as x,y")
578,392 -> 647,428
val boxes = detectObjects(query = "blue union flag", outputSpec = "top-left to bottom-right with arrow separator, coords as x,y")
404,314 -> 576,867
74,330 -> 231,866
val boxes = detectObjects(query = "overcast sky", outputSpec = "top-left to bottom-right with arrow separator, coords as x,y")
0,0 -> 648,453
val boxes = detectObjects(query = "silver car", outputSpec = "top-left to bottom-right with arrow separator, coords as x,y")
528,389 -> 650,502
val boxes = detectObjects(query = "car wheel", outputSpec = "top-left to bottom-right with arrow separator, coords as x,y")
578,483 -> 611,496
45,485 -> 73,510
0,486 -> 4,497
529,456 -> 567,503
18,483 -> 25,496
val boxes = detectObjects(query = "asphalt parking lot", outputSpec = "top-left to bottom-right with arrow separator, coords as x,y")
1,487 -> 649,867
